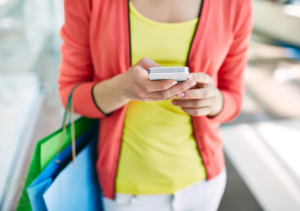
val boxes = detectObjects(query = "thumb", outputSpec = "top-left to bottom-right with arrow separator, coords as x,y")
190,73 -> 212,84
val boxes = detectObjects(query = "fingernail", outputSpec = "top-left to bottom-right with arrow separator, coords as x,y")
188,80 -> 196,87
187,75 -> 193,79
172,100 -> 176,105
177,93 -> 185,98
170,80 -> 177,86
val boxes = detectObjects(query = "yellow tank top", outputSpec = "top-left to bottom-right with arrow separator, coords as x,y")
116,2 -> 206,194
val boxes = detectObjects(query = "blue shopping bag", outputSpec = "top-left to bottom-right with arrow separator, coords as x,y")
27,123 -> 98,211
43,134 -> 103,211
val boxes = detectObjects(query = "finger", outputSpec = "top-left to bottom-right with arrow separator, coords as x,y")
135,66 -> 177,92
142,96 -> 176,102
181,107 -> 212,116
172,97 -> 216,108
162,79 -> 196,97
140,97 -> 165,102
148,95 -> 175,100
145,79 -> 178,92
133,58 -> 160,83
137,57 -> 160,70
190,73 -> 212,84
177,84 -> 215,99
149,78 -> 196,99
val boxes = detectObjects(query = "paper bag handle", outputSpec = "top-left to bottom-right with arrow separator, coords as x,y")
55,84 -> 80,167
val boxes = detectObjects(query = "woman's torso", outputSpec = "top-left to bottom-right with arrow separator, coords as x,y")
81,0 -> 250,199
116,1 -> 206,194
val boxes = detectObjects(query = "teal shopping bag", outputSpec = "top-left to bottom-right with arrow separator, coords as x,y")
17,84 -> 98,211
43,135 -> 103,211
26,123 -> 98,211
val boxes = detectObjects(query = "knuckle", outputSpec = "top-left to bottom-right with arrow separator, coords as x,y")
212,96 -> 217,104
135,69 -> 143,79
145,83 -> 151,92
161,91 -> 169,99
155,92 -> 162,98
145,81 -> 153,92
200,74 -> 204,81
136,90 -> 144,98
162,82 -> 170,90
196,100 -> 202,107
194,109 -> 202,116
186,91 -> 193,99
203,88 -> 209,98
179,84 -> 186,93
206,107 -> 212,115
143,98 -> 151,102
198,110 -> 204,116
140,57 -> 149,64
198,74 -> 204,82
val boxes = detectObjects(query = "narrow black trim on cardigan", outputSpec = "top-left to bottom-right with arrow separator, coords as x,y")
186,0 -> 205,67
91,83 -> 112,117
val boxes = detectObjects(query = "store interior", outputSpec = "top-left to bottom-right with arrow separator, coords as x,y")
0,0 -> 300,210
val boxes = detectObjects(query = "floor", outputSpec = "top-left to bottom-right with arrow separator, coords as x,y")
218,155 -> 263,211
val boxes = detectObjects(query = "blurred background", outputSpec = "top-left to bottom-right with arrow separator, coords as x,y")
0,0 -> 300,210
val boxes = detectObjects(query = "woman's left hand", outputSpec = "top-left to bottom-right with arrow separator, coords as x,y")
172,73 -> 223,117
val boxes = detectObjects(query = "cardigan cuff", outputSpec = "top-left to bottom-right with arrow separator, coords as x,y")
71,82 -> 111,119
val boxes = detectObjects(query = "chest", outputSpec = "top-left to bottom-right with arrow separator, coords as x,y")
130,0 -> 202,23
129,2 -> 199,67
90,0 -> 234,81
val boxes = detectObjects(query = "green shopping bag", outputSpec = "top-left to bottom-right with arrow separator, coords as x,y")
16,85 -> 97,211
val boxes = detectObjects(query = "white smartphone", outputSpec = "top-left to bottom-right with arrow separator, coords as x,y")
148,67 -> 189,82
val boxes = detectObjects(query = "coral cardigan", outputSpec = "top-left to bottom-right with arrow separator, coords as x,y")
58,0 -> 252,199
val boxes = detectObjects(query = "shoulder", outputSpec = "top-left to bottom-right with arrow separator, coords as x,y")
218,0 -> 252,16
220,0 -> 252,10
214,0 -> 252,32
64,0 -> 92,16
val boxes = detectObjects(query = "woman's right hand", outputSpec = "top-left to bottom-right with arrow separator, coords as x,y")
121,57 -> 196,102
93,57 -> 196,114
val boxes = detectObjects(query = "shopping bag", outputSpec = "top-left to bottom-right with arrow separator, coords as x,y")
26,123 -> 98,211
16,84 -> 97,211
17,119 -> 96,211
43,135 -> 103,211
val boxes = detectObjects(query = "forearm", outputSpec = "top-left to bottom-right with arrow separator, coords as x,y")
93,73 -> 130,114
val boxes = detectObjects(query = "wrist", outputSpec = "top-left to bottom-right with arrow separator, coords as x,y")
92,73 -> 131,114
114,72 -> 132,103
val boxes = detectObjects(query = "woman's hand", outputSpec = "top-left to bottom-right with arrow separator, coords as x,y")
121,57 -> 196,102
93,57 -> 196,114
171,73 -> 224,117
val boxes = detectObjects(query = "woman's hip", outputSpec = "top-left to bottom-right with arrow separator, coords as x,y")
102,167 -> 227,211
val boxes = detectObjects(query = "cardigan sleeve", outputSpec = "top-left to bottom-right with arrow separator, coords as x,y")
210,2 -> 253,123
57,0 -> 108,119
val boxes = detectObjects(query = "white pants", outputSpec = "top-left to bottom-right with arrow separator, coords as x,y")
102,168 -> 226,211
